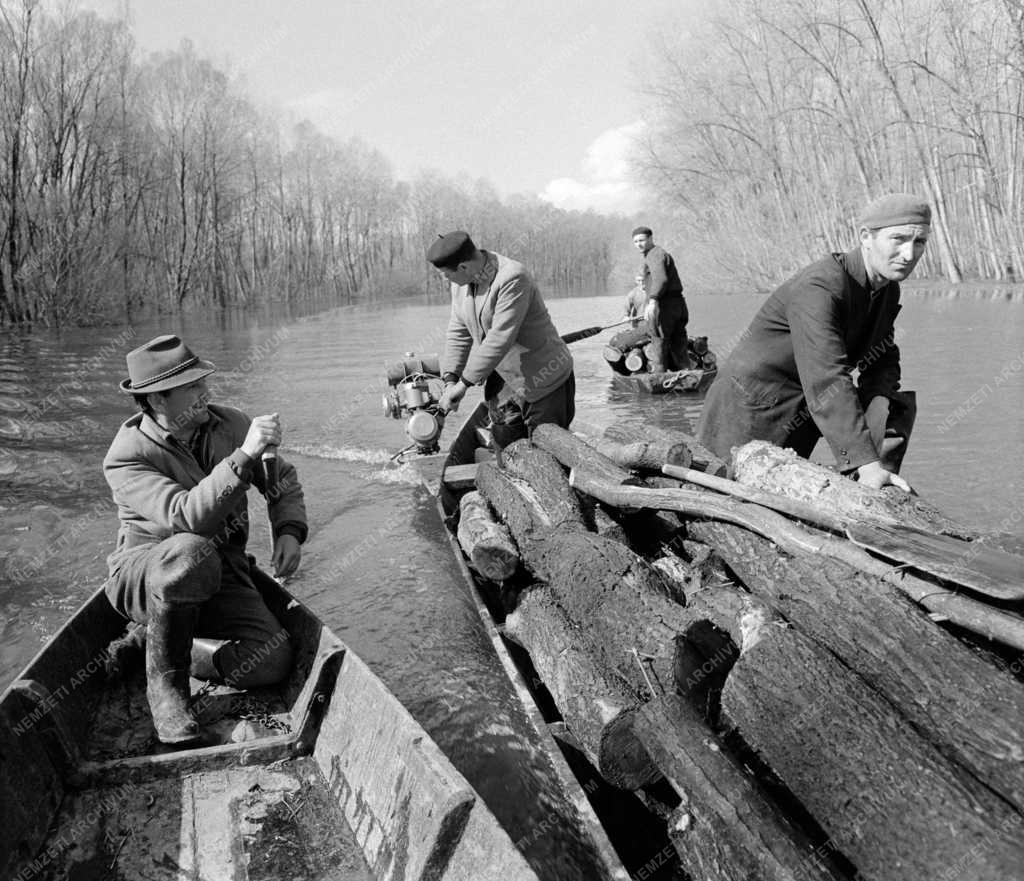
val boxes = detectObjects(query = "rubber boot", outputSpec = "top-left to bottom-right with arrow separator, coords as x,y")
146,600 -> 202,745
190,637 -> 228,682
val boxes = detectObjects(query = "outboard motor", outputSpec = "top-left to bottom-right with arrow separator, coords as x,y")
382,353 -> 446,457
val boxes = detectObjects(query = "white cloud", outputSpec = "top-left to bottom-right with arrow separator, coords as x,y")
540,121 -> 648,215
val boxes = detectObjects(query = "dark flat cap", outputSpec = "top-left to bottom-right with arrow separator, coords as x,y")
631,226 -> 653,237
426,231 -> 477,268
859,194 -> 931,230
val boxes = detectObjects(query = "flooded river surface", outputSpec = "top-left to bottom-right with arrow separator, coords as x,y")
1,285 -> 1022,873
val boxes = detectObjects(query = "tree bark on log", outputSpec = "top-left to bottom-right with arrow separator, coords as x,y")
592,424 -> 693,470
498,439 -> 586,530
475,461 -> 549,543
521,530 -> 696,699
504,589 -> 661,790
531,424 -> 640,486
457,491 -> 520,581
603,423 -> 727,477
635,695 -> 843,881
688,520 -> 1024,813
568,472 -> 1024,651
732,440 -> 975,537
680,587 -> 1024,881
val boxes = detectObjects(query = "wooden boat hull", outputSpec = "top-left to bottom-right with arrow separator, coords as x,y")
434,405 -> 630,881
1,577 -> 537,880
610,365 -> 717,394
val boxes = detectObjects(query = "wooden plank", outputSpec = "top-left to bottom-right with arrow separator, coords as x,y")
847,523 -> 1024,602
443,462 -> 478,490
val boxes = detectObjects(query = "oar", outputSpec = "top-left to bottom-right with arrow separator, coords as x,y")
662,463 -> 1024,602
561,318 -> 634,345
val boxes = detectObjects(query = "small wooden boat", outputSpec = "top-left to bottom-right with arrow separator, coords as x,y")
417,409 -> 635,881
609,366 -> 717,395
603,329 -> 718,395
0,577 -> 539,880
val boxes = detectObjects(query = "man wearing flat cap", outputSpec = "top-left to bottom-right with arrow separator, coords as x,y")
632,226 -> 690,372
103,334 -> 307,744
427,231 -> 575,446
697,193 -> 931,489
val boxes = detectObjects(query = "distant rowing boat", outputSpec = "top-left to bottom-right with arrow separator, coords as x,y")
603,328 -> 718,395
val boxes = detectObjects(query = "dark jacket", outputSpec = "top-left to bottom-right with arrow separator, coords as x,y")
442,251 -> 572,403
642,245 -> 684,301
697,247 -> 902,471
103,404 -> 307,580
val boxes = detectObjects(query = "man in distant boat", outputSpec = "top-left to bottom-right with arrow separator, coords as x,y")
633,226 -> 690,372
103,334 -> 307,744
697,193 -> 928,490
625,273 -> 647,323
427,230 -> 575,447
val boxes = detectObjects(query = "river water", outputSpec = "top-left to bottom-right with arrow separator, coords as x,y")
1,286 -> 1022,874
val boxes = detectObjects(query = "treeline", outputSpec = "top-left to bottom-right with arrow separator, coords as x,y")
0,2 -> 619,327
640,0 -> 1024,290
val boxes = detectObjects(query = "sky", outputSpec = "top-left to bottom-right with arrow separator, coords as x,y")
82,0 -> 685,215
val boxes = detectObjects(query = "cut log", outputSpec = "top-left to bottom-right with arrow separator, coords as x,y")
635,695 -> 843,881
456,491 -> 519,581
475,461 -> 554,544
732,440 -> 975,537
598,423 -> 727,477
601,423 -> 693,471
602,344 -> 624,365
497,440 -> 586,531
521,530 -> 697,698
680,587 -> 1024,881
624,350 -> 646,372
591,437 -> 692,473
568,471 -> 1024,652
531,424 -> 639,486
504,589 -> 660,790
663,462 -> 1024,603
689,520 -> 1024,814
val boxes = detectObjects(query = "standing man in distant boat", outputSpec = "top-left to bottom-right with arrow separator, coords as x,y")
103,334 -> 307,744
427,230 -> 575,447
633,226 -> 690,372
697,193 -> 929,490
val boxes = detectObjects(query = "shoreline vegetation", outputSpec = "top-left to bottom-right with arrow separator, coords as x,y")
638,0 -> 1024,291
1,1 -> 1023,328
0,3 -> 620,328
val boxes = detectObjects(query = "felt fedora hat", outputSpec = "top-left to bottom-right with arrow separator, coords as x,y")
119,334 -> 215,394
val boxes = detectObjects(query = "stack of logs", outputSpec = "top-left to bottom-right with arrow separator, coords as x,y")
454,422 -> 1024,881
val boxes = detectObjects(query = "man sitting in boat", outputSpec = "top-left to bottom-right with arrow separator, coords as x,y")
103,334 -> 307,744
697,193 -> 927,490
625,274 -> 647,323
633,225 -> 691,372
427,230 -> 575,447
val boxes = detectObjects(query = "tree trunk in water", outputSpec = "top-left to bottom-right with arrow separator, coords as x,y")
504,588 -> 661,790
682,587 -> 1024,881
688,520 -> 1024,814
635,694 -> 844,881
